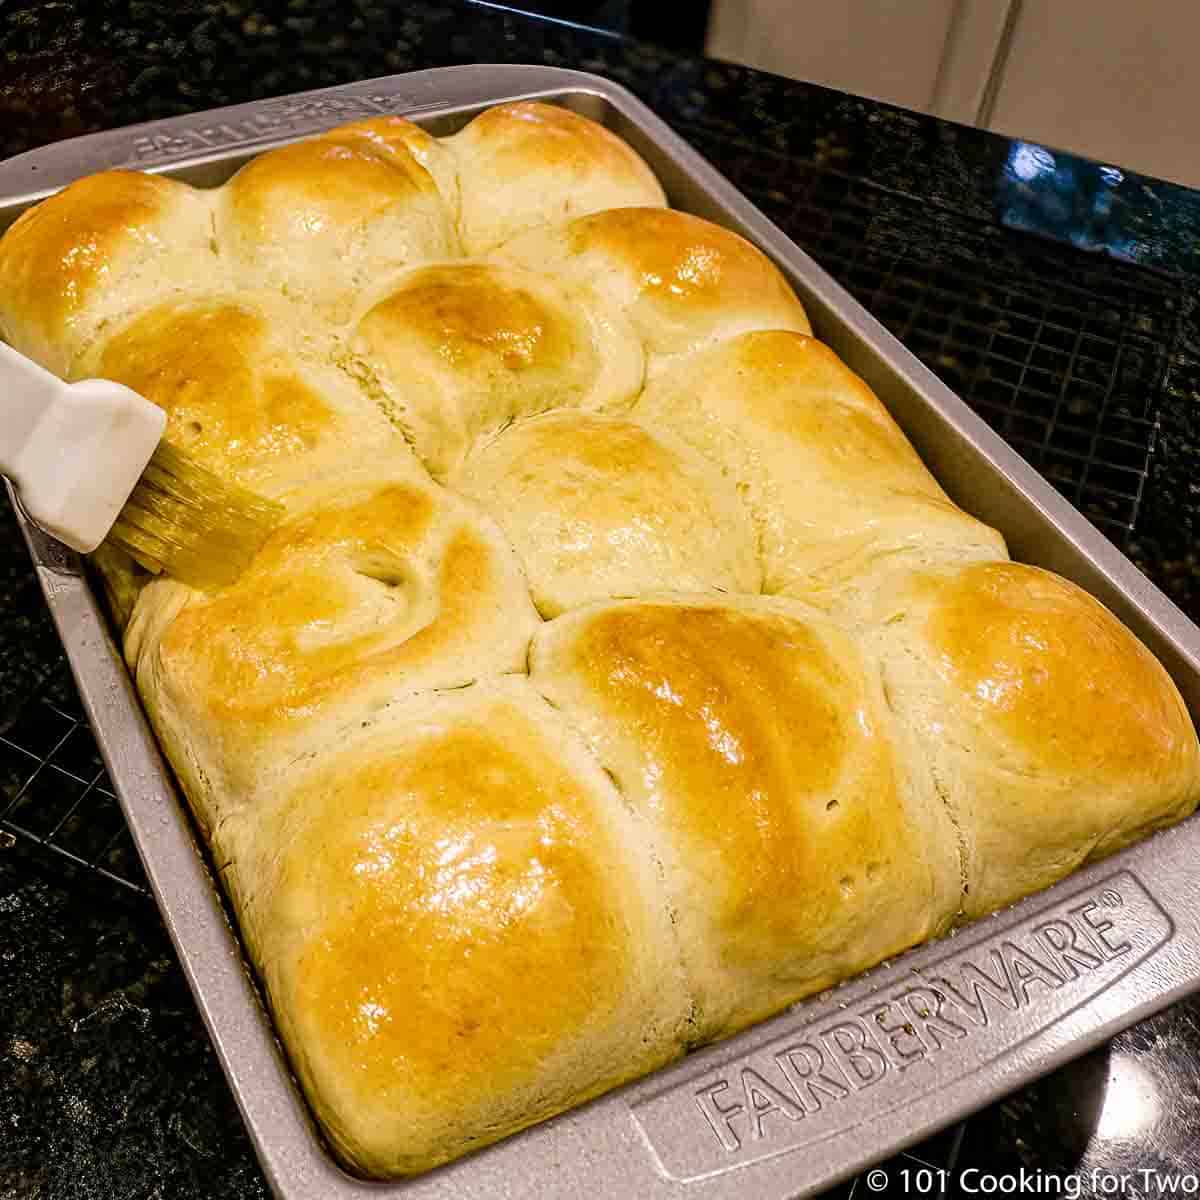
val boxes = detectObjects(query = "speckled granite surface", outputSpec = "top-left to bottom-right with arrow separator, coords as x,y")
2,3 -> 1200,1198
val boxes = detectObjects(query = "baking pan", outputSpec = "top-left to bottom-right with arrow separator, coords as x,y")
3,64 -> 1200,1200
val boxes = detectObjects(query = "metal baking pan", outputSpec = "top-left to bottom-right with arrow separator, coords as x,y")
3,64 -> 1200,1200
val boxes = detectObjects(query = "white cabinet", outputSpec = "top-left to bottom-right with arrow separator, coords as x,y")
984,0 -> 1200,189
707,0 -> 965,113
707,0 -> 1200,189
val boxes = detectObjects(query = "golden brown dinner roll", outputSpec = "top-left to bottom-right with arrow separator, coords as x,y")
494,207 -> 811,368
216,679 -> 689,1176
865,561 -> 1200,919
635,330 -> 1007,609
84,296 -> 402,496
346,261 -> 643,477
124,464 -> 540,832
532,596 -> 962,1040
448,101 -> 666,254
0,171 -> 218,375
453,410 -> 760,615
215,131 -> 459,315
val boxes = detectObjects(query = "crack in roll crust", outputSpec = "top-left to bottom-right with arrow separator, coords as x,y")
4,100 -> 1197,1180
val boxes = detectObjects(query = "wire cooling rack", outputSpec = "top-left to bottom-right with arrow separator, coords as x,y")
730,153 -> 1182,543
0,661 -> 149,897
0,119 -> 1188,1199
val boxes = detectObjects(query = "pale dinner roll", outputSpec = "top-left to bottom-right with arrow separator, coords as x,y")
452,410 -> 760,616
346,260 -> 643,477
864,561 -> 1200,919
634,330 -> 1008,609
448,101 -> 666,254
216,679 -> 689,1176
215,130 -> 459,316
0,171 -> 218,375
493,206 -> 811,369
532,596 -> 962,1041
123,463 -> 540,834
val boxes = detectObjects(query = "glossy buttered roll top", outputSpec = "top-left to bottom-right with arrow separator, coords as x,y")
3,101 -> 1196,1179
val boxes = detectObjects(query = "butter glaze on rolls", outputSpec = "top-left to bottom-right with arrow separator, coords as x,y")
123,461 -> 539,833
320,115 -> 463,225
218,679 -> 690,1176
864,561 -> 1200,919
492,207 -> 812,370
83,296 -> 402,495
345,260 -> 643,478
4,100 -> 1198,1179
531,596 -> 962,1040
0,171 -> 217,376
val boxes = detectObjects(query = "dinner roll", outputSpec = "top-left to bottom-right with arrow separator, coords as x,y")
448,101 -> 666,253
215,131 -> 458,315
635,330 -> 1007,609
124,464 -> 540,832
85,296 -> 401,496
865,561 -> 1200,919
346,261 -> 642,477
217,680 -> 689,1176
453,411 -> 760,616
0,171 -> 217,375
494,207 -> 811,368
532,596 -> 962,1040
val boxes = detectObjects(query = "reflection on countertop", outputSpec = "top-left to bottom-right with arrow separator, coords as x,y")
965,997 -> 1200,1197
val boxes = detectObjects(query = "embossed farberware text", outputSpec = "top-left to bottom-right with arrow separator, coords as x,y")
631,872 -> 1171,1182
118,93 -> 416,166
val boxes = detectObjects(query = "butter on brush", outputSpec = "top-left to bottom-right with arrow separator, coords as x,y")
0,340 -> 280,590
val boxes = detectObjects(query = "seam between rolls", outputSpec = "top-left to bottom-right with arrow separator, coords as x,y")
526,664 -> 697,1044
929,765 -> 971,925
880,657 -> 971,925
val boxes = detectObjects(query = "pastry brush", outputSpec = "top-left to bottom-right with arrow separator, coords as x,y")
0,340 -> 282,591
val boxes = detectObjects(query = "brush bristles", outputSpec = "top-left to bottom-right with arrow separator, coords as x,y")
105,441 -> 283,591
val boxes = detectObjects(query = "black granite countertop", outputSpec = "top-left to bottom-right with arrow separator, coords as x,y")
2,3 -> 1200,1198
